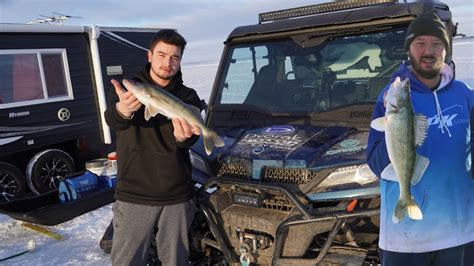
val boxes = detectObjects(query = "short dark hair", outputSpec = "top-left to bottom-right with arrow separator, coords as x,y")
149,29 -> 187,55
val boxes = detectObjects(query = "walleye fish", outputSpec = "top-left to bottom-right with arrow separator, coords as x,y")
122,79 -> 225,155
370,77 -> 429,223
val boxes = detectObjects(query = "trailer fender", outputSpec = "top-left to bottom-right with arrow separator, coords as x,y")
26,149 -> 75,195
0,162 -> 26,202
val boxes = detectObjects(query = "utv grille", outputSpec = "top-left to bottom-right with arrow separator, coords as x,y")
216,161 -> 249,179
216,162 -> 316,185
262,194 -> 293,212
262,167 -> 316,184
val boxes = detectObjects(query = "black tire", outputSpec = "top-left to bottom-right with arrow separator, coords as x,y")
0,162 -> 26,202
26,149 -> 75,195
99,220 -> 114,254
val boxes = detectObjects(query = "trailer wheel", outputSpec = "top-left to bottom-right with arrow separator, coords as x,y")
0,162 -> 26,202
26,149 -> 75,195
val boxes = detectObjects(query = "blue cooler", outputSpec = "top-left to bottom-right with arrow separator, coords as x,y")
98,158 -> 117,189
98,175 -> 116,189
59,171 -> 98,202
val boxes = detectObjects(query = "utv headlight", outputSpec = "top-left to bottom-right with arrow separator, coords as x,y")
189,150 -> 211,175
317,164 -> 378,190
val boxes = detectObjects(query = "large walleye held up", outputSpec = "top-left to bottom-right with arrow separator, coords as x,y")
122,79 -> 225,156
370,77 -> 429,223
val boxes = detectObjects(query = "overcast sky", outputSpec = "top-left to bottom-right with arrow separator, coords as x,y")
0,0 -> 473,64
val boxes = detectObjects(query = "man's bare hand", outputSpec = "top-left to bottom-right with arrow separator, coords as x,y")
111,79 -> 142,118
172,118 -> 201,142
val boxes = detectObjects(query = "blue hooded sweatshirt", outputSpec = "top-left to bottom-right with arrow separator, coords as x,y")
366,61 -> 474,252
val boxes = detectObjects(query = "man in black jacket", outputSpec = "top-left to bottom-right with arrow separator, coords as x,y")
104,29 -> 202,266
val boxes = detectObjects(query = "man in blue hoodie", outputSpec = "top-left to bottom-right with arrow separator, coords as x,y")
366,12 -> 474,266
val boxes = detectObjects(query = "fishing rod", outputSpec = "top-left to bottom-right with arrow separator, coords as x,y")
0,239 -> 36,262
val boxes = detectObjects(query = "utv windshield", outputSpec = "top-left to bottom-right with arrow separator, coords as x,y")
215,27 -> 407,113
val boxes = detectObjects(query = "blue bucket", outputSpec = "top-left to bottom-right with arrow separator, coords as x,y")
59,171 -> 98,202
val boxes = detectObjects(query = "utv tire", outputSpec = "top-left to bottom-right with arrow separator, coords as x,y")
26,149 -> 75,195
0,162 -> 26,202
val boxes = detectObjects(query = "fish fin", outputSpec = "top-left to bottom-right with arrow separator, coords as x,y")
144,105 -> 161,121
406,198 -> 423,221
411,154 -> 429,185
144,108 -> 152,121
380,163 -> 399,182
370,117 -> 386,132
202,128 -> 225,155
393,197 -> 423,223
414,114 -> 429,147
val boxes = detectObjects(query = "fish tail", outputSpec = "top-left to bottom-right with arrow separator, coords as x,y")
202,128 -> 225,155
406,197 -> 423,220
393,197 -> 423,223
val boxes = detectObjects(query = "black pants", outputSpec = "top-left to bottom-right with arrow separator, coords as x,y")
380,244 -> 465,266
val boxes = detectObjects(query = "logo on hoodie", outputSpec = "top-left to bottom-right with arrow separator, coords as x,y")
428,105 -> 464,129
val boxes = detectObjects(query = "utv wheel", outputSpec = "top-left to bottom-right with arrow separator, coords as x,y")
0,162 -> 26,202
26,149 -> 75,195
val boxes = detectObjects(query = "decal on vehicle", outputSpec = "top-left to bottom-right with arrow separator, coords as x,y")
262,125 -> 295,135
240,133 -> 304,151
339,139 -> 360,148
350,110 -> 372,119
252,146 -> 265,154
9,111 -> 30,118
0,122 -> 90,146
325,135 -> 367,155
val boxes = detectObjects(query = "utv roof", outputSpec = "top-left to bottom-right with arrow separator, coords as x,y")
226,0 -> 451,42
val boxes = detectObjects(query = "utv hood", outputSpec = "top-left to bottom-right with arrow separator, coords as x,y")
194,125 -> 368,179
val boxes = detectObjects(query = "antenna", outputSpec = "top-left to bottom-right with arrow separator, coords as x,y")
27,12 -> 82,25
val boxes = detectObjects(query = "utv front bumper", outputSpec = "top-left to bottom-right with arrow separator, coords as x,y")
196,176 -> 380,265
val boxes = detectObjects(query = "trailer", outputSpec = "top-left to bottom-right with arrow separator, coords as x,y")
0,23 -> 160,200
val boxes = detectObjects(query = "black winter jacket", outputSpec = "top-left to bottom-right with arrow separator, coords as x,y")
104,64 -> 202,205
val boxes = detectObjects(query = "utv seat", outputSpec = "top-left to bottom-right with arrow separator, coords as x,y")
243,64 -> 278,109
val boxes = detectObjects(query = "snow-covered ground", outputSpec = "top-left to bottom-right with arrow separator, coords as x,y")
0,205 -> 113,265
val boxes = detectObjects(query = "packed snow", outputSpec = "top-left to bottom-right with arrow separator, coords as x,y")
0,205 -> 113,265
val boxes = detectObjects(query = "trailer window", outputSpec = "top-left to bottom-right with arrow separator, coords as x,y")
0,49 -> 73,108
42,53 -> 70,98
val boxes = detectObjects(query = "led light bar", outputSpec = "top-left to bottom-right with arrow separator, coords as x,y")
232,193 -> 262,207
258,0 -> 397,23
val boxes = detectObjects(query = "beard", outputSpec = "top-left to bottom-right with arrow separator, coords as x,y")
150,65 -> 178,81
409,51 -> 443,79
154,69 -> 175,80
156,72 -> 173,80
